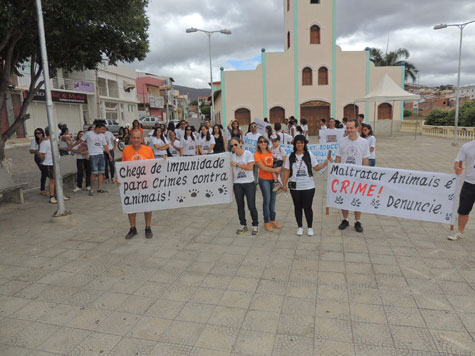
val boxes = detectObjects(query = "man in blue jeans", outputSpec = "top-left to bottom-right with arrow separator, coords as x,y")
79,123 -> 112,196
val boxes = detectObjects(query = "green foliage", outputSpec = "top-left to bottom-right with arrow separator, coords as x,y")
200,105 -> 210,118
404,109 -> 413,117
425,101 -> 475,127
369,47 -> 419,83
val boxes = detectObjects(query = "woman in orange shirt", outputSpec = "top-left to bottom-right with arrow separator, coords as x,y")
254,136 -> 283,232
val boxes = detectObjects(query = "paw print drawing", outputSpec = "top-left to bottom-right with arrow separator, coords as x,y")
445,213 -> 452,221
205,190 -> 214,198
351,198 -> 362,208
370,199 -> 381,209
218,185 -> 228,195
176,196 -> 186,203
448,194 -> 455,201
335,196 -> 344,205
189,189 -> 199,198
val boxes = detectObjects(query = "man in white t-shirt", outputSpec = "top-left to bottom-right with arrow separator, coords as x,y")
103,127 -> 116,183
273,123 -> 293,145
448,138 -> 475,240
39,127 -> 70,204
79,123 -> 112,196
175,120 -> 187,140
336,119 -> 370,233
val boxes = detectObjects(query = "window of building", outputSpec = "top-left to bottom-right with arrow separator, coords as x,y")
107,80 -> 119,98
318,67 -> 328,85
287,0 -> 290,11
98,77 -> 107,97
310,25 -> 320,44
302,67 -> 312,86
287,31 -> 291,49
310,0 -> 320,3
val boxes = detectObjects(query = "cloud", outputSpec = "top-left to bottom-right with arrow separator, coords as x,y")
130,0 -> 475,88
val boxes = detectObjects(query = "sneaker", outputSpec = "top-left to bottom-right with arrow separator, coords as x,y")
125,227 -> 137,240
354,221 -> 364,233
236,226 -> 248,234
97,189 -> 107,193
40,190 -> 49,196
88,190 -> 94,196
86,186 -> 91,191
252,226 -> 258,235
338,219 -> 349,230
145,227 -> 153,239
63,195 -> 70,201
271,221 -> 281,229
73,187 -> 81,192
297,227 -> 303,236
272,182 -> 280,192
307,228 -> 314,236
49,197 -> 57,204
448,232 -> 464,241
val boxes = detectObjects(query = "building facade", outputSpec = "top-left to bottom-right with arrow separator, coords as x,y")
136,75 -> 165,120
216,0 -> 404,135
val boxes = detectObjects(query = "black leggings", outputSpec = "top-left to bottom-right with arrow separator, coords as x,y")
290,188 -> 315,228
76,159 -> 91,188
34,155 -> 48,191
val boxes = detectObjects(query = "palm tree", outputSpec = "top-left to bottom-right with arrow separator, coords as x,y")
369,48 -> 419,83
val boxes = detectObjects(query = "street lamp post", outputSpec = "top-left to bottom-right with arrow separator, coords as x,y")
434,20 -> 475,146
186,27 -> 231,124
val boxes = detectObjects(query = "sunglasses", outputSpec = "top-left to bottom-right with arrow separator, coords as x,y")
258,141 -> 267,144
231,143 -> 239,147
35,132 -> 42,135
251,126 -> 257,129
186,129 -> 192,131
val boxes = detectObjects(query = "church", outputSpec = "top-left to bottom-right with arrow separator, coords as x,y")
215,0 -> 404,135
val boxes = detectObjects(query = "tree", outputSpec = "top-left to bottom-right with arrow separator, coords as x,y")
369,48 -> 419,83
0,0 -> 149,162
200,104 -> 210,119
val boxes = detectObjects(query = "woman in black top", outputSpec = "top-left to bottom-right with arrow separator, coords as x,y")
227,120 -> 242,150
213,124 -> 226,153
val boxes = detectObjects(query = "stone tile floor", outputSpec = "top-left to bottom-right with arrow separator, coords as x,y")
0,134 -> 474,356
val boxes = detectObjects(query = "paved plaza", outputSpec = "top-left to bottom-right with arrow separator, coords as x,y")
0,134 -> 475,356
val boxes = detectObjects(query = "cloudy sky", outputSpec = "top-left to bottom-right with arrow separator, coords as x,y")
132,0 -> 475,89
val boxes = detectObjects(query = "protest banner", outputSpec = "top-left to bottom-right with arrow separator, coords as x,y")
116,153 -> 233,214
326,163 -> 460,225
254,118 -> 271,136
319,128 -> 345,144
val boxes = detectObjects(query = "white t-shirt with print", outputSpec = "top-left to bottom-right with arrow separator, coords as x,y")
39,139 -> 54,166
272,145 -> 286,161
168,140 -> 182,157
181,137 -> 197,156
198,135 -> 216,154
284,152 -> 318,190
245,132 -> 261,141
82,131 -> 107,156
276,132 -> 293,145
456,140 -> 475,184
337,136 -> 370,165
232,150 -> 255,184
150,136 -> 169,156
175,128 -> 185,140
366,136 -> 376,159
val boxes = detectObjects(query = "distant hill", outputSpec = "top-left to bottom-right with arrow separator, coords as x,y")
173,85 -> 210,102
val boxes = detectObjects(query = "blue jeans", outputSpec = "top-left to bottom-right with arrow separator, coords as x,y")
369,159 -> 376,167
258,178 -> 276,223
89,154 -> 105,174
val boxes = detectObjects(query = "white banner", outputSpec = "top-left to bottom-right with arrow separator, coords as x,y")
320,128 -> 345,144
254,118 -> 271,136
116,153 -> 233,214
326,163 -> 460,225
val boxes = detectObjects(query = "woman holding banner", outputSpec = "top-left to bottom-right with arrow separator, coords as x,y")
254,136 -> 283,232
150,127 -> 170,159
198,125 -> 215,155
230,138 -> 259,235
283,135 -> 331,236
181,126 -> 197,156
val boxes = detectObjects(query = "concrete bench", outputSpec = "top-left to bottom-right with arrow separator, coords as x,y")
0,167 -> 27,204
59,155 -> 77,188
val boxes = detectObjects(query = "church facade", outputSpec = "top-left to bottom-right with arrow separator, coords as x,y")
216,0 -> 405,135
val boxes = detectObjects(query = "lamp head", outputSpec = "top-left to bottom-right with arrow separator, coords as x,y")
220,29 -> 232,35
434,24 -> 447,30
186,27 -> 198,33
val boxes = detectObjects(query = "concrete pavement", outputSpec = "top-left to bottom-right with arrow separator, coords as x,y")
0,134 -> 474,356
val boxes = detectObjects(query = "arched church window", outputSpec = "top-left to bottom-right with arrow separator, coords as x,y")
318,67 -> 328,85
310,25 -> 320,44
302,67 -> 312,86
